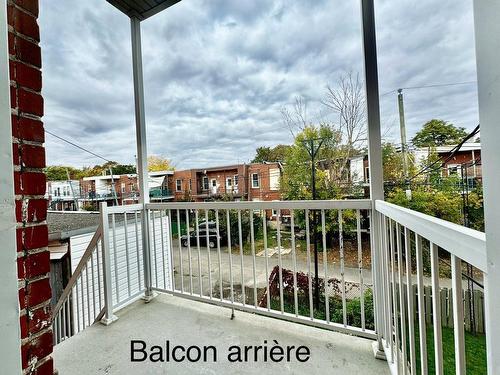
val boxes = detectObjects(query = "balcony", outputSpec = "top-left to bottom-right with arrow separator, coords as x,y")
50,199 -> 487,374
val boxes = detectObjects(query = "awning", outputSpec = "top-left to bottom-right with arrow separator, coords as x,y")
106,0 -> 182,21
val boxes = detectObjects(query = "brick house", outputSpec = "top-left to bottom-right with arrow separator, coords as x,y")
169,162 -> 282,202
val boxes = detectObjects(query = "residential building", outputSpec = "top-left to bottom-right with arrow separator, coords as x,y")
170,162 -> 282,202
46,180 -> 80,211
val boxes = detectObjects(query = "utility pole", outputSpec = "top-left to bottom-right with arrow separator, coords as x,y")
397,89 -> 409,181
302,137 -> 325,310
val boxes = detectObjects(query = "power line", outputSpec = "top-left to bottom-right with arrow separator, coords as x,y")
45,129 -> 113,163
408,124 -> 480,181
380,80 -> 477,97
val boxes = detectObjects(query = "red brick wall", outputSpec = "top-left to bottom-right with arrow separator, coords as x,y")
247,163 -> 282,201
9,0 -> 53,373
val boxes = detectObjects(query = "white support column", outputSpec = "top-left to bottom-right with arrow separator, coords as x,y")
360,0 -> 385,359
473,2 -> 500,374
131,17 -> 153,298
0,1 -> 22,372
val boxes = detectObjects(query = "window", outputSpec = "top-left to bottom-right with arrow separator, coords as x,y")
203,176 -> 209,190
211,179 -> 217,187
226,177 -> 232,191
176,179 -> 182,192
121,183 -> 126,193
447,164 -> 460,176
233,175 -> 239,186
365,167 -> 370,182
251,173 -> 260,188
269,168 -> 280,190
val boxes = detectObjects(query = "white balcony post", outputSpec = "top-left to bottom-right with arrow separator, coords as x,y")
360,0 -> 385,358
131,16 -> 154,299
473,2 -> 500,373
99,202 -> 118,325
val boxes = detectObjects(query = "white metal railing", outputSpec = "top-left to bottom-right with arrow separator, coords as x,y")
374,200 -> 487,375
147,199 -> 375,338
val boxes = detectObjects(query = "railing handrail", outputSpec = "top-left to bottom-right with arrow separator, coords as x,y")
52,225 -> 102,320
106,203 -> 143,214
146,199 -> 372,211
375,200 -> 487,272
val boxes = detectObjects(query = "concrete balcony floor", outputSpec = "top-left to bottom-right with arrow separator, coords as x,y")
53,294 -> 390,374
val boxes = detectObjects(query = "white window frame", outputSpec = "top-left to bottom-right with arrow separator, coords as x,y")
202,176 -> 209,190
121,182 -> 126,193
234,174 -> 239,186
211,179 -> 217,187
176,179 -> 182,192
251,173 -> 260,188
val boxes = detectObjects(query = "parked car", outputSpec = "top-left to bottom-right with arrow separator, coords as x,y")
180,229 -> 225,248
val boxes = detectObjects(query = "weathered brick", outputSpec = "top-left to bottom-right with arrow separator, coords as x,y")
33,357 -> 53,375
19,144 -> 45,168
20,314 -> 29,339
15,198 -> 47,222
12,0 -> 39,17
12,142 -> 20,165
14,171 -> 46,195
21,330 -> 52,369
15,61 -> 42,91
17,251 -> 49,279
14,35 -> 41,68
8,5 -> 40,41
18,87 -> 43,116
8,31 -> 15,55
12,115 -> 45,142
27,304 -> 51,336
17,224 -> 48,251
24,277 -> 51,307
10,85 -> 17,107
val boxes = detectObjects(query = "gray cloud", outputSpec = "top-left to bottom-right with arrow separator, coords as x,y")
40,0 -> 478,169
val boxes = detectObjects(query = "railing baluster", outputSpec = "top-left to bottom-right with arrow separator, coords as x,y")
356,209 -> 365,330
404,228 -> 416,374
75,281 -> 81,333
96,241 -> 102,311
176,209 -> 184,293
134,211 -> 142,291
277,209 -> 284,314
250,209 -> 258,308
124,212 -> 132,297
85,264 -> 91,326
382,215 -> 392,348
430,242 -> 444,375
396,224 -> 408,374
167,210 -> 176,292
111,213 -> 119,303
185,209 -> 193,295
451,255 -> 466,375
215,210 -> 223,301
237,210 -> 245,306
291,210 -> 298,317
80,273 -> 86,328
152,210 -> 159,288
226,210 -> 234,305
389,219 -> 399,366
339,210 -> 346,326
415,234 -> 428,375
195,210 -> 202,296
61,302 -> 65,340
90,251 -> 96,320
321,209 -> 329,323
160,210 -> 167,290
305,209 -> 313,320
205,209 -> 213,300
263,212 -> 270,311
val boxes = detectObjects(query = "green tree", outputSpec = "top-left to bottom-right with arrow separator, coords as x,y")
148,155 -> 174,172
382,143 -> 416,183
251,144 -> 292,163
45,166 -> 84,181
411,119 -> 467,147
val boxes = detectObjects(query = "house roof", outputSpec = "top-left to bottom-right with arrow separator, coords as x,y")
48,211 -> 127,240
106,0 -> 182,21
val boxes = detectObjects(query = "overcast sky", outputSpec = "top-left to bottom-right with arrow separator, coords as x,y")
39,0 -> 478,169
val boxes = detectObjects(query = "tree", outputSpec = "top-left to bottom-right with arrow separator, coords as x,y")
45,166 -> 83,181
382,143 -> 416,183
147,155 -> 174,172
251,145 -> 292,163
411,119 -> 468,147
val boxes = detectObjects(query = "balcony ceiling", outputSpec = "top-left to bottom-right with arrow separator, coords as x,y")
106,0 -> 182,21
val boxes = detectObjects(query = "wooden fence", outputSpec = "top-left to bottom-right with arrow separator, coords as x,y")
401,284 -> 485,334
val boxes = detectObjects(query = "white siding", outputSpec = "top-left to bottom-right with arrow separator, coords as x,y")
269,168 -> 280,191
350,156 -> 365,183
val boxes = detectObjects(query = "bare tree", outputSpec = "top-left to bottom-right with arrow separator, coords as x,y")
322,72 -> 367,182
281,96 -> 309,137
